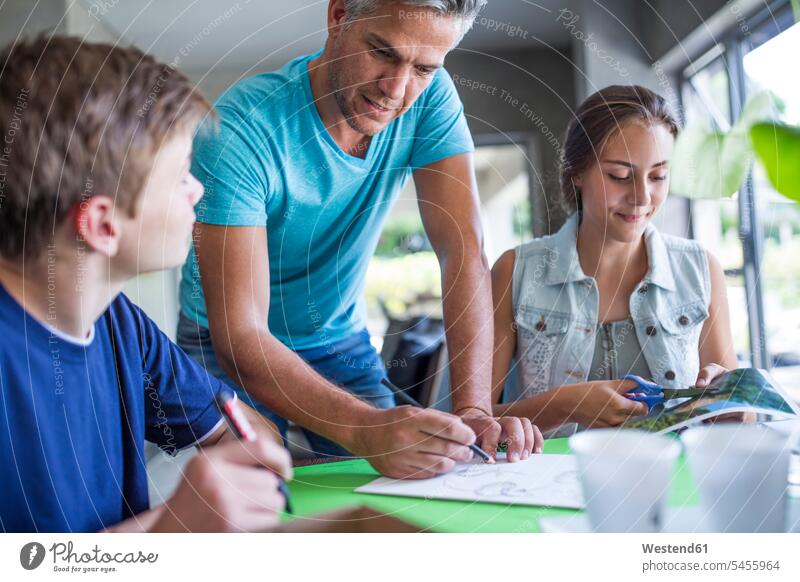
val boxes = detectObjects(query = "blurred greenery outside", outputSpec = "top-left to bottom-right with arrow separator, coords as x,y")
367,197 -> 800,352
366,197 -> 531,320
696,199 -> 800,357
367,214 -> 440,319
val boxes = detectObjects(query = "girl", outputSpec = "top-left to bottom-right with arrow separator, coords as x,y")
491,85 -> 737,437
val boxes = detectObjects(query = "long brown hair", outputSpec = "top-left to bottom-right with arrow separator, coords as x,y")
559,85 -> 680,214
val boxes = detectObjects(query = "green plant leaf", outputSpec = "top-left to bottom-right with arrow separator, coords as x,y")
751,122 -> 800,202
671,124 -> 751,198
733,91 -> 784,132
670,91 -> 782,199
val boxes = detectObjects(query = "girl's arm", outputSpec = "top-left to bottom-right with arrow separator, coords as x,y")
490,251 -> 647,431
489,251 -> 563,434
490,250 -> 517,406
696,251 -> 738,386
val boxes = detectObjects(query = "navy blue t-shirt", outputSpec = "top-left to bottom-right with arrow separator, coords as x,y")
0,285 -> 228,532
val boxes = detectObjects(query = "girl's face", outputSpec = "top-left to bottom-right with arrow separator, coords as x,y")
575,121 -> 675,243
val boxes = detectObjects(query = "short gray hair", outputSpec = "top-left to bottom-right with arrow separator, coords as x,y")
343,0 -> 487,39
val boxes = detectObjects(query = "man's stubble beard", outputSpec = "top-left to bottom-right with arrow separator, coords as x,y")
328,49 -> 381,137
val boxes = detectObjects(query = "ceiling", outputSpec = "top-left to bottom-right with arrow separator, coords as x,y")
84,0 -> 571,72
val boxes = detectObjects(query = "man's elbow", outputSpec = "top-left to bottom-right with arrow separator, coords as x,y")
208,321 -> 276,381
445,250 -> 490,278
438,232 -> 489,272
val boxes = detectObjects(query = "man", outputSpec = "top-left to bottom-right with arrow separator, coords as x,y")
0,36 -> 289,532
179,0 -> 542,479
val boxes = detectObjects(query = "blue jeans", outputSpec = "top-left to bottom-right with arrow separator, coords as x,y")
176,313 -> 395,458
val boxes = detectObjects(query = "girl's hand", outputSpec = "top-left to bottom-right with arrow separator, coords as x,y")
694,363 -> 729,387
695,364 -> 756,423
561,380 -> 649,428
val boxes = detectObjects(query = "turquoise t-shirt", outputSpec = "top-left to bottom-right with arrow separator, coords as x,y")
179,52 -> 474,349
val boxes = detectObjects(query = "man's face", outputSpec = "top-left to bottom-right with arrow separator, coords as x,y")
327,2 -> 462,136
115,131 -> 203,274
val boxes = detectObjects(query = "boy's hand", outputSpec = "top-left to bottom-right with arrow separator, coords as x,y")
350,406 -> 477,479
151,438 -> 292,532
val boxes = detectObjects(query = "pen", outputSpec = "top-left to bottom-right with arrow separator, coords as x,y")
379,377 -> 493,463
214,391 -> 293,514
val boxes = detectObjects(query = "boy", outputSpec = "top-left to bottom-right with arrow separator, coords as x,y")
0,35 -> 290,533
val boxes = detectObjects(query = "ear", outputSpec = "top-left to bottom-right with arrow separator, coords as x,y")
72,196 -> 121,257
327,0 -> 348,42
572,175 -> 583,189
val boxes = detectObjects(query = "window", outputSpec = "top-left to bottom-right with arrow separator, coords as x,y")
682,55 -> 750,363
742,12 -> 800,393
364,139 -> 536,350
679,0 -> 800,401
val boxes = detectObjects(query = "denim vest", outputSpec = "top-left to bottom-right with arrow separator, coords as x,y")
508,214 -> 710,436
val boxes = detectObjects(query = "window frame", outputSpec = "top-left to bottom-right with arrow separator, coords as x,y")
678,0 -> 796,369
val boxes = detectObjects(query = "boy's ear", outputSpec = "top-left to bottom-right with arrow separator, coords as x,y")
72,196 -> 121,257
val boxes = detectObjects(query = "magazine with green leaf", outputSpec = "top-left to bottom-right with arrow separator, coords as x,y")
621,368 -> 799,434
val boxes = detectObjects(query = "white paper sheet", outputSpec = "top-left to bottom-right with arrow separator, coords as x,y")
355,454 -> 584,509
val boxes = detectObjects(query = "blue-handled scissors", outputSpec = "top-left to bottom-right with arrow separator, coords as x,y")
622,374 -> 715,412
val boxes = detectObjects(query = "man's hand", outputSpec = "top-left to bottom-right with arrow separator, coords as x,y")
151,438 -> 292,532
561,380 -> 649,428
350,406 -> 477,479
457,408 -> 543,462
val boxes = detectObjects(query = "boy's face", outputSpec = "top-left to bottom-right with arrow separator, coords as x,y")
115,132 -> 203,274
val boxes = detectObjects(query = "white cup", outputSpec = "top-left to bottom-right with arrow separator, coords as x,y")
681,424 -> 791,532
569,429 -> 680,532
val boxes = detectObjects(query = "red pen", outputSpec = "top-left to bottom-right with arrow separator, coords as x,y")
214,391 -> 293,514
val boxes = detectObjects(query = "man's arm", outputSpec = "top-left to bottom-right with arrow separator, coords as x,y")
414,153 -> 493,415
414,154 -> 539,460
194,223 -> 476,478
195,224 -> 373,448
